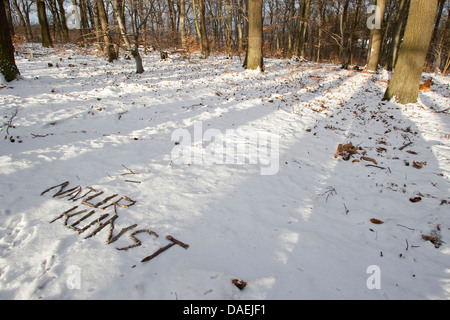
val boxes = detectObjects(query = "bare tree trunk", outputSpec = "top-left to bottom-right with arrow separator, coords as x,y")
22,0 -> 33,40
199,0 -> 210,58
367,0 -> 385,71
47,0 -> 63,43
226,0 -> 233,58
37,0 -> 53,47
168,0 -> 177,46
339,0 -> 350,67
296,0 -> 310,58
113,0 -> 144,73
180,0 -> 187,50
387,0 -> 408,71
384,0 -> 438,104
429,0 -> 447,72
192,0 -> 203,53
11,0 -> 30,40
244,0 -> 264,71
348,0 -> 363,65
0,0 -> 19,81
316,0 -> 325,62
219,0 -> 233,59
236,0 -> 244,54
57,0 -> 70,42
3,0 -> 14,36
96,0 -> 117,62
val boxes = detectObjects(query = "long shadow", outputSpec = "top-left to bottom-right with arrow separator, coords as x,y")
1,53 -> 448,299
1,54 -> 338,299
0,56 -> 374,299
101,66 -> 450,300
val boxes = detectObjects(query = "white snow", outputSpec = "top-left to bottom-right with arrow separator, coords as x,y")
0,44 -> 449,300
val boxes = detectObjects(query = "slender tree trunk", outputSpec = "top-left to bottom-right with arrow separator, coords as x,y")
93,0 -> 103,50
430,0 -> 446,72
384,0 -> 438,104
37,0 -> 53,47
244,0 -> 264,71
236,0 -> 244,54
180,0 -> 187,50
387,0 -> 408,71
96,0 -> 117,62
226,0 -> 233,58
11,0 -> 30,40
57,0 -> 70,42
367,0 -> 385,71
0,0 -> 19,82
22,0 -> 33,40
339,0 -> 350,67
199,0 -> 210,58
219,0 -> 233,59
296,0 -> 310,58
168,0 -> 177,46
192,0 -> 203,53
316,0 -> 325,62
348,0 -> 363,65
4,0 -> 14,36
47,0 -> 62,43
113,0 -> 144,73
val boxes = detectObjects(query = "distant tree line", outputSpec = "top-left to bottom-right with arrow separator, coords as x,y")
1,0 -> 448,103
2,0 -> 448,71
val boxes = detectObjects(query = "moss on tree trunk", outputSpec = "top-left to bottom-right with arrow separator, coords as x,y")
0,0 -> 19,82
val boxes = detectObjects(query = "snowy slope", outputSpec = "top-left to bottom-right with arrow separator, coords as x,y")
0,44 -> 449,300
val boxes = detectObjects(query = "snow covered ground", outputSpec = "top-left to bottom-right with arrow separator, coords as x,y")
0,44 -> 449,300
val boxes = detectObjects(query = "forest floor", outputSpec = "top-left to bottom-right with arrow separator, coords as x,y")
0,44 -> 449,300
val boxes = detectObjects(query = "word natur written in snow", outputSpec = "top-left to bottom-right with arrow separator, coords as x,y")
41,181 -> 189,267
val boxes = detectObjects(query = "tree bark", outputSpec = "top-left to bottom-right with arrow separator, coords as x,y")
296,0 -> 310,58
4,0 -> 14,36
384,0 -> 438,104
316,0 -> 325,62
180,0 -> 187,50
21,0 -> 34,40
367,0 -> 385,71
348,0 -> 363,65
387,0 -> 408,71
199,0 -> 210,58
244,0 -> 264,71
236,0 -> 244,54
429,0 -> 447,72
113,0 -> 144,73
57,0 -> 70,42
11,0 -> 30,40
96,0 -> 117,62
37,0 -> 53,47
192,0 -> 203,53
0,0 -> 19,82
167,0 -> 177,46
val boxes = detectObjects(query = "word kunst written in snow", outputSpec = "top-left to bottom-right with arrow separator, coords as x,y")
42,181 -> 189,265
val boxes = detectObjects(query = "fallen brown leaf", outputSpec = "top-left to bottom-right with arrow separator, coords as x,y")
412,161 -> 426,169
370,218 -> 384,224
232,279 -> 247,290
421,234 -> 441,248
419,79 -> 433,92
